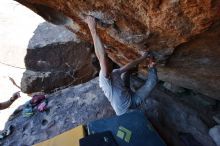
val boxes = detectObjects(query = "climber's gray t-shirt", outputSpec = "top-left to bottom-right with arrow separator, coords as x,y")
99,69 -> 131,115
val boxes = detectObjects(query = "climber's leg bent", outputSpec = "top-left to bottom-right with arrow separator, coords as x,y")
130,66 -> 158,108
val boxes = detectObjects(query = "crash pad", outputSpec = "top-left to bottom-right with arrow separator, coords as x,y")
87,110 -> 166,146
80,131 -> 118,146
33,125 -> 85,146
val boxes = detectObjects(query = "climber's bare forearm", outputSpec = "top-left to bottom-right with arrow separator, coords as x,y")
0,92 -> 20,110
90,30 -> 106,60
0,100 -> 12,110
86,16 -> 111,77
90,29 -> 111,76
119,56 -> 146,73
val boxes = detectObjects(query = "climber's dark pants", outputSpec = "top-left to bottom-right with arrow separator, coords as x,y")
122,67 -> 158,108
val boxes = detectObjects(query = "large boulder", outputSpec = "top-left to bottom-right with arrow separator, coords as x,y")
2,78 -> 114,146
21,22 -> 99,93
16,0 -> 220,99
2,77 -> 219,146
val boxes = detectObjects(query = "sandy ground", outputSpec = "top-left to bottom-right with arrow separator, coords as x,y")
0,0 -> 43,130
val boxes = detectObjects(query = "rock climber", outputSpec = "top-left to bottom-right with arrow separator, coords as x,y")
85,16 -> 158,116
0,92 -> 20,110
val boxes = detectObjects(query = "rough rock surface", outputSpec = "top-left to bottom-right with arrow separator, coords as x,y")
159,23 -> 220,99
2,77 -> 220,146
2,78 -> 114,146
21,22 -> 98,93
16,0 -> 220,99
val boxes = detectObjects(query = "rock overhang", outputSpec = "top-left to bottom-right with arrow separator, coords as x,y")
15,0 -> 220,99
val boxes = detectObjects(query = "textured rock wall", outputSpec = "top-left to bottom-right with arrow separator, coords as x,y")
159,23 -> 220,99
16,0 -> 220,99
2,78 -> 114,146
2,78 -> 219,146
21,22 -> 98,93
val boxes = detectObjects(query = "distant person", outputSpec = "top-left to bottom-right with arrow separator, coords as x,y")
85,16 -> 158,115
0,92 -> 20,110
